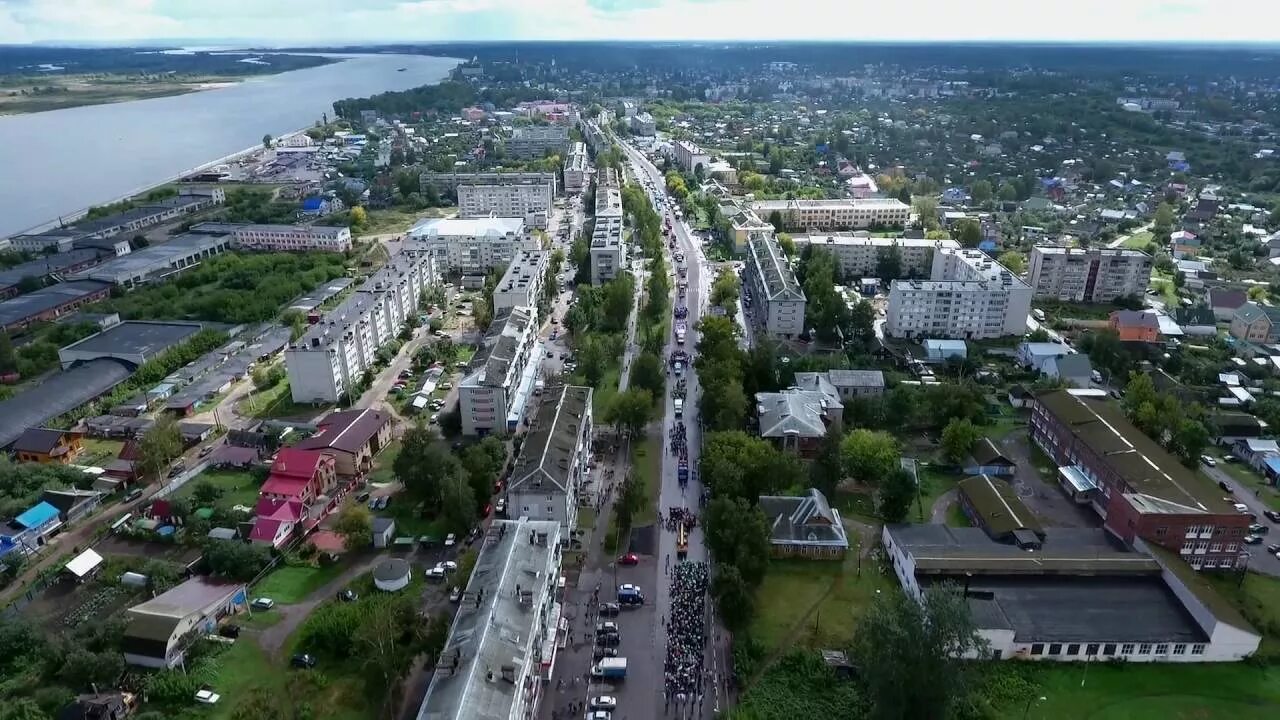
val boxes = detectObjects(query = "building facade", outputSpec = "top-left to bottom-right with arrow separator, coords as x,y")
506,385 -> 593,539
1027,246 -> 1153,302
458,307 -> 541,436
405,217 -> 538,274
506,125 -> 571,159
672,140 -> 710,173
751,198 -> 911,232
745,230 -> 806,339
886,248 -> 1032,339
493,250 -> 550,316
631,112 -> 656,136
563,142 -> 589,194
220,224 -> 352,252
791,234 -> 959,279
590,168 -> 626,285
457,183 -> 554,230
285,253 -> 435,403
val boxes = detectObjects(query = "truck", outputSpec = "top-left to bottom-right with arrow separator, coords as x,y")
674,322 -> 686,345
592,658 -> 628,679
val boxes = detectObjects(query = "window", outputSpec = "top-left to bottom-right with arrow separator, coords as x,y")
1192,644 -> 1205,655
1155,526 -> 1168,538
1030,644 -> 1044,656
1086,643 -> 1100,656
1173,644 -> 1187,655
1210,543 -> 1223,553
1122,644 -> 1135,655
1048,643 -> 1062,656
1155,644 -> 1169,655
1065,643 -> 1080,656
1103,644 -> 1116,656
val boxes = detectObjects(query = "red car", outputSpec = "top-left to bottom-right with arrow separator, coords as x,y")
483,503 -> 492,517
617,553 -> 639,566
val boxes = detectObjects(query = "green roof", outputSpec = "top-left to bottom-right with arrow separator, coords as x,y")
958,475 -> 1043,539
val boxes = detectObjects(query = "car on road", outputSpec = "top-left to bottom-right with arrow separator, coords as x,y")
251,597 -> 274,611
444,533 -> 457,547
1219,480 -> 1232,492
199,445 -> 214,458
1250,523 -> 1269,535
595,633 -> 621,647
438,560 -> 459,572
291,654 -> 317,669
449,586 -> 462,603
596,621 -> 619,634
368,496 -> 378,509
598,602 -> 620,617
1245,535 -> 1264,545
425,566 -> 446,580
1200,455 -> 1217,467
467,526 -> 482,544
1266,510 -> 1280,523
495,499 -> 507,516
1267,544 -> 1280,555
585,712 -> 612,720
590,697 -> 617,711
593,646 -> 619,660
617,553 -> 639,566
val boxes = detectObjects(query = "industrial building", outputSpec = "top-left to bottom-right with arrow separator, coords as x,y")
505,125 -> 571,159
0,280 -> 113,332
1027,246 -> 1153,303
0,250 -> 105,300
9,187 -> 225,253
751,198 -> 911,232
744,230 -> 806,339
458,182 -> 554,230
69,229 -> 234,287
493,250 -> 549,315
458,307 -> 541,436
58,320 -> 204,369
507,385 -> 593,538
405,217 -> 538,274
790,234 -> 959,280
886,247 -> 1032,339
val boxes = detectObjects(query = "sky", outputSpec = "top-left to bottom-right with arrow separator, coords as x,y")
0,0 -> 1278,45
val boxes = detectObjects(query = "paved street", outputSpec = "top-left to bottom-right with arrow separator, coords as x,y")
1201,462 -> 1280,577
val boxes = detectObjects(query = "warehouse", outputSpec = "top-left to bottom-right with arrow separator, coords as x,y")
58,321 -> 204,369
0,280 -> 112,333
69,230 -> 233,287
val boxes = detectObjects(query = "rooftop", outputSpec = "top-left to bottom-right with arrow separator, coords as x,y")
886,524 -> 1160,575
0,358 -> 133,448
752,197 -> 911,210
509,385 -> 591,493
756,389 -> 837,439
793,234 -> 960,251
958,475 -> 1043,540
0,249 -> 103,289
408,216 -> 525,239
759,489 -> 848,548
1034,390 -> 1232,513
496,251 -> 549,295
465,307 -> 536,389
298,408 -> 390,454
0,280 -> 112,327
748,231 -> 805,301
1033,246 -> 1151,259
59,320 -> 203,365
71,231 -> 232,282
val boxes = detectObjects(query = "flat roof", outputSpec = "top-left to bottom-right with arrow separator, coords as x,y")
408,216 -> 525,239
887,524 -> 1159,575
753,198 -> 910,210
0,249 -> 103,288
1035,390 -> 1232,513
72,231 -> 231,281
129,576 -> 244,620
793,234 -> 960,251
959,475 -> 1043,538
0,280 -> 112,326
60,321 -> 203,364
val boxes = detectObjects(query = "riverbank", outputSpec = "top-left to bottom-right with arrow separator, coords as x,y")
0,75 -> 255,115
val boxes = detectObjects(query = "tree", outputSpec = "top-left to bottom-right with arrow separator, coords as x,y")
354,595 -> 421,712
877,468 -> 917,523
953,218 -> 983,248
613,472 -> 646,530
203,539 -> 270,581
768,210 -> 784,232
997,251 -> 1025,274
778,234 -> 796,257
853,583 -> 985,720
439,474 -> 477,534
875,245 -> 903,280
605,389 -> 653,439
395,423 -> 459,509
349,205 -> 368,228
703,496 -> 771,586
1153,202 -> 1175,234
461,441 -> 504,509
262,134 -> 273,148
190,480 -> 223,505
334,504 -> 374,550
630,352 -> 665,398
700,431 -> 797,501
576,335 -> 609,387
970,180 -> 993,206
998,182 -> 1019,203
841,429 -> 900,486
0,331 -> 14,374
941,418 -> 980,464
912,196 -> 939,230
136,415 -> 181,484
810,428 -> 846,498
711,563 -> 755,631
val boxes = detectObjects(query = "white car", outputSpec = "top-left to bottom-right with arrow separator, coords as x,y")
585,712 -> 612,720
444,533 -> 457,547
590,696 -> 617,711
437,560 -> 459,572
250,597 -> 274,611
195,689 -> 221,705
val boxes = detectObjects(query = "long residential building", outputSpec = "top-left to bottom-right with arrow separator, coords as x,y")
886,247 -> 1032,339
564,141 -> 589,194
673,140 -> 710,172
458,307 -> 541,436
284,253 -> 436,403
414,518 -> 562,720
792,233 -> 960,279
1030,389 -> 1252,571
404,217 -> 538,274
190,223 -> 352,252
493,250 -> 549,316
1027,246 -> 1153,303
458,183 -> 553,230
507,384 -> 593,539
745,229 -> 806,339
506,125 -> 571,159
419,170 -> 559,196
751,198 -> 911,232
590,167 -> 625,285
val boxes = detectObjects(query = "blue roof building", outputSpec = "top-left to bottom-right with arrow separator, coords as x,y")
15,501 -> 61,531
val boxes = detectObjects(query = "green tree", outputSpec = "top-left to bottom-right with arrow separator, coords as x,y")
877,468 -> 917,523
190,480 -> 223,505
630,352 -> 665,398
997,250 -> 1026,274
810,428 -> 846,498
953,218 -> 983,248
913,196 -> 939,230
768,210 -> 784,232
840,429 -> 900,486
136,415 -> 181,484
941,418 -> 981,464
700,431 -> 797,501
395,423 -> 456,509
576,335 -> 610,387
875,245 -> 903,280
704,496 -> 771,586
262,134 -> 273,148
711,563 -> 755,631
605,389 -> 653,439
778,233 -> 796,257
333,504 -> 373,550
0,331 -> 15,374
998,182 -> 1019,203
1153,202 -> 1175,234
203,539 -> 271,581
970,180 -> 993,206
439,474 -> 477,534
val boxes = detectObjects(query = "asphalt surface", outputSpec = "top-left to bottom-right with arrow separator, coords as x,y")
1200,461 -> 1280,577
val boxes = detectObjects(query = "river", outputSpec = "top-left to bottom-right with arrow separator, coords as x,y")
0,53 -> 459,238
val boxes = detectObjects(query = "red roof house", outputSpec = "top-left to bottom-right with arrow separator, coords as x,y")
248,449 -> 338,548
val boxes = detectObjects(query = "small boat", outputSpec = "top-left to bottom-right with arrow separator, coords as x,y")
397,67 -> 406,72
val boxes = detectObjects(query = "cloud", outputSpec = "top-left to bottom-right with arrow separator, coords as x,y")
0,0 -> 1278,44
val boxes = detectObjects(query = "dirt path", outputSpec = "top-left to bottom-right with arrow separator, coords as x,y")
929,488 -> 958,524
254,554 -> 385,658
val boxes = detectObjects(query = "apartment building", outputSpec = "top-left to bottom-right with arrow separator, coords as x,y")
493,250 -> 549,315
751,198 -> 911,232
284,253 -> 435,403
673,140 -> 710,173
745,230 -> 806,339
458,307 -> 541,436
724,201 -> 774,255
506,125 -> 571,159
1030,390 -> 1252,571
581,119 -> 609,154
415,518 -> 562,720
631,112 -> 656,136
590,167 -> 625,285
458,182 -> 554,230
507,384 -> 593,539
404,216 -> 538,274
192,223 -> 351,252
886,248 -> 1032,339
418,170 -> 559,196
563,142 -> 589,194
1028,246 -> 1153,303
792,234 -> 960,279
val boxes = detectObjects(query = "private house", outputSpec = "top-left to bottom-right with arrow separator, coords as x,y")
9,427 -> 82,464
1016,342 -> 1071,372
1045,354 -> 1095,389
1170,230 -> 1200,259
56,691 -> 138,720
794,369 -> 885,399
8,501 -> 63,547
1229,303 -> 1280,344
1233,438 -> 1280,473
249,449 -> 338,548
41,488 -> 103,524
957,475 -> 1044,545
963,439 -> 1016,477
1209,413 -> 1267,445
758,488 -> 849,559
297,408 -> 392,478
121,577 -> 247,668
1110,311 -> 1161,343
755,387 -> 842,456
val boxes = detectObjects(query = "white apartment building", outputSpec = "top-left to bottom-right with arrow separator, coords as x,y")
419,170 -> 559,196
207,223 -> 352,252
673,140 -> 710,173
564,142 -> 589,194
590,168 -> 625,285
458,183 -> 554,230
1028,246 -> 1153,303
791,234 -> 960,279
458,307 -> 541,436
506,125 -> 571,159
493,250 -> 549,315
745,230 -> 807,339
507,385 -> 593,539
752,198 -> 911,232
886,247 -> 1032,340
631,112 -> 656,136
285,253 -> 435,403
405,216 -> 538,274
415,518 -> 562,720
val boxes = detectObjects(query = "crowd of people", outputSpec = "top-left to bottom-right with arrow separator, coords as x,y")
664,561 -> 708,704
662,507 -> 698,531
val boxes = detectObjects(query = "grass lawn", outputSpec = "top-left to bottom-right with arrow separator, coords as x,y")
200,635 -> 372,720
832,488 -> 879,525
252,562 -> 347,604
382,499 -> 447,538
631,434 -> 663,526
80,437 -> 123,465
359,206 -> 456,236
369,440 -> 401,485
749,552 -> 896,652
912,466 -> 961,523
176,469 -> 262,509
241,379 -> 327,419
946,502 -> 972,527
239,608 -> 284,628
1203,453 -> 1280,512
1121,230 -> 1155,249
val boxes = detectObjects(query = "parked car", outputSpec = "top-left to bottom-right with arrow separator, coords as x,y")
466,526 -> 481,544
444,533 -> 457,547
337,589 -> 358,602
291,654 -> 317,669
495,499 -> 507,516
1201,455 -> 1217,467
123,489 -> 144,503
437,560 -> 458,572
251,597 -> 274,611
1218,480 -> 1232,492
377,496 -> 390,510
449,586 -> 462,603
593,646 -> 619,660
1250,524 -> 1269,535
596,621 -> 619,634
595,633 -> 621,647
598,602 -> 620,617
425,567 -> 446,580
1265,510 -> 1280,523
1266,544 -> 1280,555
590,696 -> 617,711
356,491 -> 371,503
1245,535 -> 1264,545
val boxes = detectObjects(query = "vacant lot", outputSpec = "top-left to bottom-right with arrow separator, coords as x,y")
750,552 -> 895,653
176,469 -> 262,510
252,562 -> 347,604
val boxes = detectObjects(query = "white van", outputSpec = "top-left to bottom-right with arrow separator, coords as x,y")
674,398 -> 683,418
